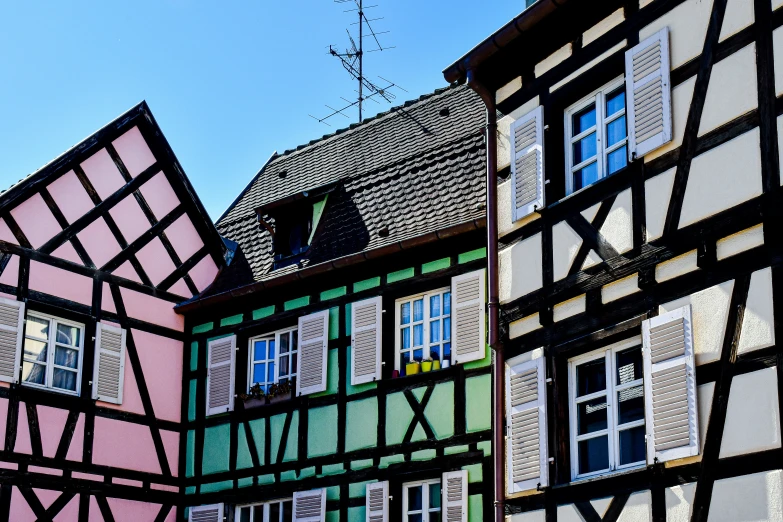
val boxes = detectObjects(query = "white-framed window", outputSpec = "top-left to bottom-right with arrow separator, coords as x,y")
565,77 -> 628,195
568,337 -> 646,480
22,312 -> 84,395
236,498 -> 293,522
248,328 -> 298,393
402,479 -> 441,522
395,288 -> 451,375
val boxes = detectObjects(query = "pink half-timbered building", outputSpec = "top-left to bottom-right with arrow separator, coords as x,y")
0,102 -> 224,521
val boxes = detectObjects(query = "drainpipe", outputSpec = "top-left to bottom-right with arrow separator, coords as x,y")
466,69 -> 504,522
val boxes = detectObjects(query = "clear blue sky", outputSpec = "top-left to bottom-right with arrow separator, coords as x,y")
0,1 -> 520,219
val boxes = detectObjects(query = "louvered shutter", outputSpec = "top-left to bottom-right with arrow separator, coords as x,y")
0,297 -> 24,384
92,322 -> 127,404
351,297 -> 382,385
293,488 -> 326,522
625,27 -> 672,160
442,470 -> 468,522
510,105 -> 545,221
366,481 -> 388,522
297,310 -> 329,396
506,356 -> 548,494
189,503 -> 223,522
642,305 -> 700,463
206,335 -> 236,416
451,269 -> 486,365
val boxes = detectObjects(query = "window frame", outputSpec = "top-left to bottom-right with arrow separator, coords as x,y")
568,337 -> 646,481
394,286 -> 452,372
402,478 -> 441,522
234,498 -> 293,522
21,311 -> 85,396
564,76 -> 628,196
247,327 -> 298,394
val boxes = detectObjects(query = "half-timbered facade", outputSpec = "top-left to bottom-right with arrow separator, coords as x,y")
0,103 -> 225,521
445,0 -> 783,521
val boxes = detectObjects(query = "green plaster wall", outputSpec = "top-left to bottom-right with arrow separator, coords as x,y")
190,342 -> 198,371
253,305 -> 275,320
186,430 -> 195,478
237,419 -> 266,470
248,418 -> 266,465
308,404 -> 338,457
269,412 -> 298,463
385,391 -> 414,445
238,476 -> 253,488
379,454 -> 404,468
463,345 -> 492,370
284,296 -> 310,311
320,463 -> 345,476
353,276 -> 380,293
349,480 -> 375,497
468,495 -> 483,522
466,374 -> 491,433
326,511 -> 339,522
326,486 -> 340,501
258,474 -> 275,485
329,307 -> 340,341
478,440 -> 492,456
202,424 -> 230,475
387,267 -> 414,283
445,445 -> 470,455
422,257 -> 451,274
220,313 -> 243,327
463,463 -> 483,483
321,286 -> 347,301
345,397 -> 378,451
192,322 -> 213,335
348,507 -> 366,522
412,448 -> 436,460
424,381 -> 454,439
351,458 -> 373,470
201,480 -> 232,494
458,247 -> 486,264
188,379 -> 196,422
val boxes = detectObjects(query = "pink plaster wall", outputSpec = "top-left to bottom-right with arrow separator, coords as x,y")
92,417 -> 162,474
0,218 -> 18,244
0,398 -> 7,450
168,278 -> 193,298
10,193 -> 61,249
133,329 -> 182,422
160,429 -> 179,477
102,283 -> 117,314
165,215 -> 203,262
109,195 -> 150,243
189,255 -> 220,292
0,255 -> 19,288
10,487 -> 37,522
106,497 -> 170,522
81,148 -> 125,200
52,494 -> 79,522
98,349 -> 145,417
136,237 -> 176,285
65,413 -> 85,462
52,241 -> 83,265
47,170 -> 94,224
35,488 -> 59,509
29,262 -> 92,305
14,401 -> 32,454
112,127 -> 156,178
37,405 -> 70,458
120,287 -> 184,331
89,497 -> 105,522
113,260 -> 142,283
77,218 -> 122,268
139,172 -> 179,220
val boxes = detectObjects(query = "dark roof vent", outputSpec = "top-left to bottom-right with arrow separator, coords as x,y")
278,170 -> 287,179
439,107 -> 450,117
378,226 -> 390,238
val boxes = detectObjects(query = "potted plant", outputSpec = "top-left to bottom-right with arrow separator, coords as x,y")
430,351 -> 441,371
239,383 -> 266,409
405,360 -> 421,375
421,358 -> 433,373
267,381 -> 293,404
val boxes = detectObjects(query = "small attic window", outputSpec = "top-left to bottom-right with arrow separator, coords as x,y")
274,208 -> 312,259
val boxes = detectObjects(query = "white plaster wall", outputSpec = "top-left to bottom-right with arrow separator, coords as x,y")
774,26 -> 783,96
508,511 -> 545,522
655,250 -> 698,283
552,221 -> 583,281
644,168 -> 675,242
738,266 -> 776,354
497,77 -> 522,104
507,348 -> 545,367
698,381 -> 715,452
709,470 -> 783,522
582,202 -> 600,224
498,96 -> 541,171
600,188 -> 633,254
553,294 -> 586,322
500,234 -> 543,304
616,491 -> 652,522
583,9 -> 625,46
498,179 -> 541,238
665,482 -> 696,522
640,0 -> 656,7
698,44 -> 758,136
602,273 -> 640,303
646,77 -> 696,162
556,505 -> 584,522
509,313 -> 541,339
551,41 -> 627,92
716,224 -> 764,260
590,497 -> 612,518
719,0 -> 755,42
776,0 -> 783,10
582,250 -> 601,270
720,367 -> 781,458
640,0 -> 713,69
679,128 -> 763,229
535,44 -> 572,77
660,279 -> 734,365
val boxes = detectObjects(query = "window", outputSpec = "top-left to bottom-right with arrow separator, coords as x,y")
395,288 -> 451,375
236,499 -> 293,522
565,77 -> 628,194
403,479 -> 441,522
248,328 -> 298,393
569,338 -> 646,480
22,313 -> 84,395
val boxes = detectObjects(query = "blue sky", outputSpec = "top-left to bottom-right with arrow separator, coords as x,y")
0,1 -> 520,219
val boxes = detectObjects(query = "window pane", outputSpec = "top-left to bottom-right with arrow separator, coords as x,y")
573,162 -> 599,191
54,347 -> 79,369
253,505 -> 264,522
53,368 -> 77,391
268,362 -> 275,383
254,341 -> 266,361
606,116 -> 626,147
56,323 -> 81,346
238,507 -> 251,522
253,363 -> 265,385
292,330 -> 298,351
270,502 -> 280,522
430,513 -> 441,522
413,348 -> 423,361
408,486 -> 423,510
22,362 -> 45,385
402,327 -> 411,349
619,425 -> 646,465
430,347 -> 442,361
430,295 -> 441,317
429,483 -> 441,508
280,332 -> 290,354
430,321 -> 440,343
572,133 -> 597,164
401,302 -> 411,324
292,354 -> 297,374
578,435 -> 609,474
573,104 -> 596,134
617,386 -> 645,424
607,146 -> 627,174
443,318 -> 451,340
577,397 -> 608,435
616,346 -> 643,384
408,515 -> 423,522
443,292 -> 451,315
413,299 -> 424,322
283,501 -> 293,522
400,352 -> 410,374
606,89 -> 625,116
280,355 -> 289,377
443,342 -> 451,359
26,316 -> 49,339
413,324 -> 423,347
576,358 -> 606,396
268,340 -> 275,359
23,338 -> 47,362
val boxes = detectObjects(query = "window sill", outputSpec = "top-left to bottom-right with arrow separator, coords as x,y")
556,464 -> 646,488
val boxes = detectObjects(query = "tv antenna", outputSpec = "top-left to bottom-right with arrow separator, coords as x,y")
309,0 -> 406,126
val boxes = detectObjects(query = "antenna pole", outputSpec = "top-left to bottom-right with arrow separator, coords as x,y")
358,0 -> 363,122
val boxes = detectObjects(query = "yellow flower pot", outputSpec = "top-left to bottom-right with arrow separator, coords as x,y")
432,360 -> 441,371
406,362 -> 421,375
421,361 -> 433,372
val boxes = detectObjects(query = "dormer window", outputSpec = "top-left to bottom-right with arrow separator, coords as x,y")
273,208 -> 312,259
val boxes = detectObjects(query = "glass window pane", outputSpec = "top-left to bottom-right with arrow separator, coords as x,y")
429,483 -> 441,508
292,354 -> 297,374
430,346 -> 442,361
292,330 -> 298,351
400,352 -> 410,374
573,104 -> 597,134
268,362 -> 275,383
573,162 -> 599,191
413,348 -> 423,361
616,346 -> 643,384
22,362 -> 45,385
617,386 -> 645,424
280,333 -> 290,354
430,512 -> 441,522
430,321 -> 441,343
408,515 -> 423,522
269,340 -> 275,359
578,435 -> 609,475
52,368 -> 77,391
576,358 -> 606,396
413,299 -> 424,322
577,397 -> 608,435
606,116 -> 627,146
280,355 -> 289,377
402,327 -> 411,349
413,324 -> 423,346
443,292 -> 451,315
23,338 -> 47,362
54,347 -> 79,369
238,507 -> 250,522
619,425 -> 646,465
283,501 -> 293,522
443,342 -> 451,359
26,316 -> 49,339
408,486 -> 423,511
56,323 -> 81,346
253,505 -> 264,522
253,363 -> 265,384
254,341 -> 266,361
606,89 -> 625,116
430,295 -> 441,318
401,302 -> 411,324
607,146 -> 627,174
270,502 -> 280,522
572,133 -> 597,164
443,318 -> 451,340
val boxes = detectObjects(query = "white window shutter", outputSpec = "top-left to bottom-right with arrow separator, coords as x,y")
642,304 -> 699,464
442,470 -> 468,522
510,105 -> 545,221
206,335 -> 236,416
365,481 -> 389,522
626,26 -> 672,160
351,296 -> 382,386
293,488 -> 326,522
0,297 -> 24,384
189,503 -> 223,522
451,269 -> 486,365
92,322 -> 127,404
297,310 -> 329,396
506,356 -> 549,494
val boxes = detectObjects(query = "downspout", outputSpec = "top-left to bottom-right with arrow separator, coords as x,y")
466,69 -> 504,522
